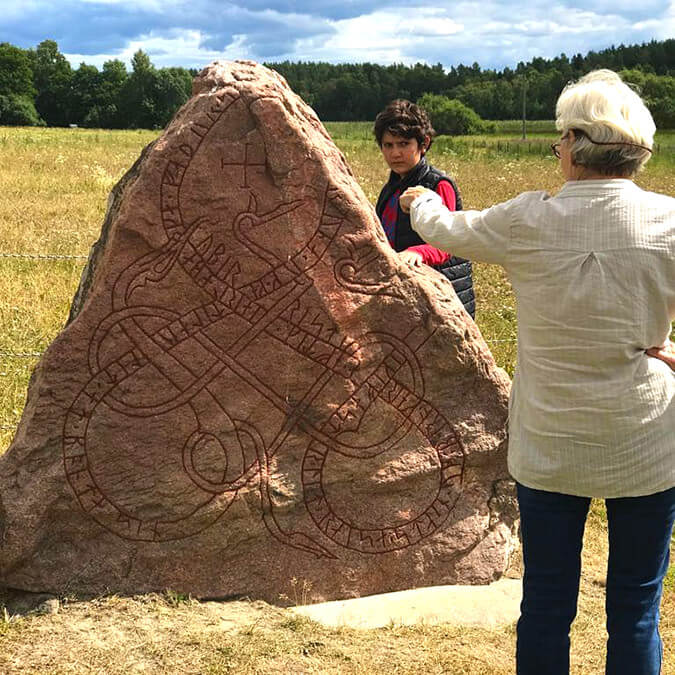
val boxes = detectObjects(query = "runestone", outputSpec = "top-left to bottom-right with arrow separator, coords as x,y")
0,61 -> 518,603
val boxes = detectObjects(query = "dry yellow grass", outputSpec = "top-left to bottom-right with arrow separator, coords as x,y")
0,125 -> 674,674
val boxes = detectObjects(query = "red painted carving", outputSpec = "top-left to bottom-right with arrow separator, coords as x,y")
62,92 -> 465,557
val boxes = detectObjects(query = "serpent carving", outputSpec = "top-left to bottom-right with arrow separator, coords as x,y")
62,91 -> 467,557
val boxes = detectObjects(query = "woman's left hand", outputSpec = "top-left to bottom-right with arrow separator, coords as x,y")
646,339 -> 675,371
400,186 -> 431,213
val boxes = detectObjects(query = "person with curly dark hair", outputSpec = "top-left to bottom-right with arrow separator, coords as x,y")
373,99 -> 475,317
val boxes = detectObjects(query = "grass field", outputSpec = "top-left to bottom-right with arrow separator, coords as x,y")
0,123 -> 674,673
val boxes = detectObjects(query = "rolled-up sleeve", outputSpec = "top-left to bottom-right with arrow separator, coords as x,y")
410,190 -> 514,266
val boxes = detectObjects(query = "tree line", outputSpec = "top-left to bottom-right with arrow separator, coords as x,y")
0,40 -> 194,129
0,38 -> 673,130
271,40 -> 674,127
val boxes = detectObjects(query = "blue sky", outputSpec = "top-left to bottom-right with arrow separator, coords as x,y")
1,0 -> 673,71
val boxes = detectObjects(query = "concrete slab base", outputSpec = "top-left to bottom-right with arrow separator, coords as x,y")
291,578 -> 522,629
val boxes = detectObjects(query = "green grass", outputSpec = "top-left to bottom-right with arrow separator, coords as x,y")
326,121 -> 675,164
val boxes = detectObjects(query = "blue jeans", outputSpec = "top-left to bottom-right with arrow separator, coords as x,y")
516,482 -> 675,674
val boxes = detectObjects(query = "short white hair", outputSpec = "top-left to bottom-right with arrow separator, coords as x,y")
555,69 -> 655,176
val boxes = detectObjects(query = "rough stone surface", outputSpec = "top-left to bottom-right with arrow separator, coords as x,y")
0,61 -> 517,604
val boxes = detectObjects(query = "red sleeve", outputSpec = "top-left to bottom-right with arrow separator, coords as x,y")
405,180 -> 457,265
435,179 -> 457,211
406,243 -> 450,265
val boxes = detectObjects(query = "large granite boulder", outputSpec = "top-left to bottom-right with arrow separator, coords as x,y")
0,61 -> 517,604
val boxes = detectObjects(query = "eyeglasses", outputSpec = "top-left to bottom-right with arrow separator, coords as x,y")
551,130 -> 652,160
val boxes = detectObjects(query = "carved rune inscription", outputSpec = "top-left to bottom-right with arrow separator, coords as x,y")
62,91 -> 466,557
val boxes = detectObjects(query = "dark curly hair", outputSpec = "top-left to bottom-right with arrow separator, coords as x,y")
373,99 -> 435,151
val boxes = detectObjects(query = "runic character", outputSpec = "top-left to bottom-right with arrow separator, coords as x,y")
307,340 -> 334,365
299,333 -> 316,354
334,397 -> 362,423
262,272 -> 280,294
207,244 -> 226,266
219,286 -> 239,309
302,469 -> 322,484
211,92 -> 235,113
162,207 -> 181,228
63,453 -> 86,471
427,499 -> 450,524
414,513 -> 436,538
425,416 -> 448,445
305,312 -> 327,339
321,514 -> 344,536
286,327 -> 306,350
307,234 -> 330,257
333,356 -> 359,378
394,387 -> 417,413
436,439 -> 463,465
168,319 -> 189,343
289,302 -> 308,327
163,161 -> 183,186
319,217 -> 343,234
305,442 -> 328,459
238,300 -> 259,322
217,257 -> 239,284
136,520 -> 159,540
161,185 -> 179,210
177,144 -> 194,160
190,120 -> 210,139
357,529 -> 384,553
367,369 -> 388,393
194,266 -> 215,289
180,311 -> 204,335
306,495 -> 330,521
203,277 -> 227,301
119,350 -> 148,374
441,465 -> 463,485
410,401 -> 435,427
384,352 -> 406,376
84,375 -> 111,402
399,519 -> 423,546
194,306 -> 212,327
71,393 -> 96,419
293,248 -> 318,271
352,384 -> 375,410
380,378 -> 401,404
154,328 -> 177,351
266,318 -> 291,342
99,360 -> 124,384
273,265 -> 296,287
63,435 -> 85,455
383,528 -> 409,549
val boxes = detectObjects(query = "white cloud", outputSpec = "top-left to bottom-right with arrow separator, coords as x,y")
291,8 -> 464,65
634,1 -> 675,37
65,30 -> 238,70
4,0 -> 673,71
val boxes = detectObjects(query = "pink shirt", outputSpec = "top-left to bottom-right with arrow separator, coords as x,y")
406,181 -> 456,265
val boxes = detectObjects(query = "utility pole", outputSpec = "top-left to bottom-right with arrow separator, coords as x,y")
521,77 -> 527,140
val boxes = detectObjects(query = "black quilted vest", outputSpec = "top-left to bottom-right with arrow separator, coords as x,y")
375,157 -> 476,318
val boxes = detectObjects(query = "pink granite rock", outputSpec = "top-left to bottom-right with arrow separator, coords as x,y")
0,61 -> 517,603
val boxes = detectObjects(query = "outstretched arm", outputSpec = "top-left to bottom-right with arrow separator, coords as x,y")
401,187 -> 515,266
400,186 -> 430,212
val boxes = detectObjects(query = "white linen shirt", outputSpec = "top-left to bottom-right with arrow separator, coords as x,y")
411,179 -> 675,498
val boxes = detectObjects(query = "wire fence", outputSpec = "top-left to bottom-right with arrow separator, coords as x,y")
434,137 -> 674,159
0,252 -> 89,261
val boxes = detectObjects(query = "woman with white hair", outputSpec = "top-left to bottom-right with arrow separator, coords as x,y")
400,69 -> 674,674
